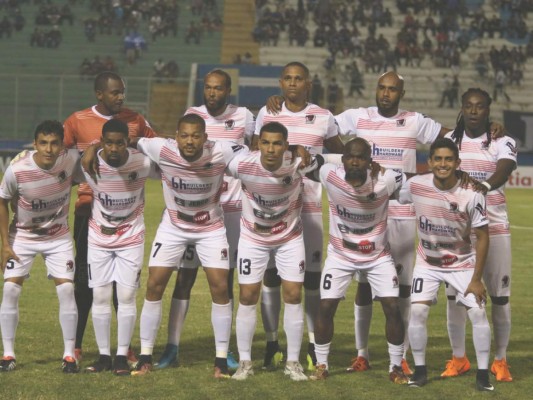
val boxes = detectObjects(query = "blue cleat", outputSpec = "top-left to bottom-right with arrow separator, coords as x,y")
227,352 -> 239,370
155,344 -> 178,369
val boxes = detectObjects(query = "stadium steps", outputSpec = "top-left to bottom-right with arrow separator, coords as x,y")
220,0 -> 259,63
149,83 -> 189,136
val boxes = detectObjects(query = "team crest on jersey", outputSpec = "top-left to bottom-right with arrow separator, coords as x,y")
481,139 -> 490,150
58,171 -> 67,183
221,181 -> 228,192
128,172 -> 138,181
225,119 -> 235,129
66,260 -> 74,272
392,276 -> 399,288
221,248 -> 228,260
396,119 -> 406,127
305,114 -> 316,124
502,275 -> 510,288
475,203 -> 487,217
367,192 -> 377,201
282,176 -> 293,185
312,251 -> 321,263
299,260 -> 305,273
449,202 -> 459,212
204,162 -> 213,169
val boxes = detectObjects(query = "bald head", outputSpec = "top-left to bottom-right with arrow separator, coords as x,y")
375,71 -> 405,117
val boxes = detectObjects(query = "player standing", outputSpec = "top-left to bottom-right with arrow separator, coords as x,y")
81,120 -> 159,375
253,62 -> 344,370
157,69 -> 255,369
442,88 -> 516,382
398,138 -> 493,391
0,121 -> 82,373
63,71 -> 156,363
309,138 -> 408,384
229,122 -> 314,381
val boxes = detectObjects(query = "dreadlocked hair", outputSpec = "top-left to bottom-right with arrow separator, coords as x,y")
450,88 -> 492,149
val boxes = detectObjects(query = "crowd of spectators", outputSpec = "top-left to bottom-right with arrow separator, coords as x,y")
153,58 -> 179,80
79,55 -> 118,78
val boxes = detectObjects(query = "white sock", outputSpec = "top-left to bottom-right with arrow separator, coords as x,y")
56,282 -> 78,359
261,285 -> 280,342
355,303 -> 372,359
212,302 -> 232,358
315,342 -> 330,368
139,299 -> 162,355
492,303 -> 511,360
284,302 -> 304,362
399,296 -> 411,358
388,342 -> 404,372
468,307 -> 491,370
116,284 -> 137,357
236,303 -> 256,361
167,298 -> 189,346
305,288 -> 320,343
0,282 -> 22,358
446,299 -> 467,358
409,303 -> 430,366
92,285 -> 112,356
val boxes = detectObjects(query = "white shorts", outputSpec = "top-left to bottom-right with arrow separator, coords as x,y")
149,218 -> 229,270
87,245 -> 144,288
265,212 -> 323,273
3,235 -> 75,281
411,266 -> 482,309
237,235 -> 306,285
321,254 -> 399,299
181,210 -> 240,269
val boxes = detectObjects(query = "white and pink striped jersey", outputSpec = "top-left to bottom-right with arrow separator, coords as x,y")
227,151 -> 314,246
83,149 -> 159,249
255,102 -> 339,215
320,164 -> 403,263
335,106 -> 442,219
399,174 -> 489,271
137,137 -> 247,233
186,104 -> 255,213
445,132 -> 517,237
0,149 -> 82,243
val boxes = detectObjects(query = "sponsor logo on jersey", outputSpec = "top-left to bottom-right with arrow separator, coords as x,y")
174,196 -> 209,207
225,119 -> 235,129
171,178 -> 212,193
337,223 -> 374,235
193,211 -> 210,224
426,254 -> 458,266
31,193 -> 69,210
253,208 -> 288,220
231,145 -> 245,153
418,216 -> 456,235
505,141 -> 517,154
336,205 -> 375,223
271,221 -> 287,234
31,223 -> 62,236
371,143 -> 404,160
98,193 -> 136,209
475,203 -> 487,217
252,193 -> 289,207
421,239 -> 455,250
305,114 -> 316,124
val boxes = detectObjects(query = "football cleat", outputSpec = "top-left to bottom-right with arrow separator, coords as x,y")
263,348 -> 283,371
227,351 -> 239,370
491,358 -> 513,382
127,347 -> 138,368
113,355 -> 131,376
0,356 -> 16,372
401,358 -> 413,376
85,354 -> 112,373
389,365 -> 409,384
232,360 -> 254,381
307,343 -> 317,371
155,344 -> 178,370
309,363 -> 329,381
284,361 -> 308,381
346,356 -> 371,372
62,356 -> 80,373
131,355 -> 153,376
441,355 -> 471,378
214,365 -> 231,379
408,368 -> 428,388
476,370 -> 495,391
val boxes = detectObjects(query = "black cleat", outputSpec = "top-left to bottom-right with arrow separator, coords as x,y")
62,356 -> 80,373
476,369 -> 495,392
86,354 -> 112,373
113,355 -> 131,376
0,357 -> 16,372
408,366 -> 428,388
263,340 -> 283,370
131,355 -> 153,376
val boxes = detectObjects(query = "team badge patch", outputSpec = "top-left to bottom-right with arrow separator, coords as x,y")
204,162 -> 213,169
449,202 -> 459,212
475,203 -> 487,217
225,119 -> 235,129
58,171 -> 67,183
221,248 -> 228,260
128,172 -> 138,181
392,276 -> 399,288
282,176 -> 293,185
396,119 -> 405,127
299,260 -> 305,273
305,115 -> 316,124
66,260 -> 74,272
481,139 -> 490,150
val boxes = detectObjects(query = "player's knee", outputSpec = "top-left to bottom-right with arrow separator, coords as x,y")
380,297 -> 400,316
281,284 -> 302,304
490,295 -> 509,305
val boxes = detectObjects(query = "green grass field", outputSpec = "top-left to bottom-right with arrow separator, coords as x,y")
0,184 -> 531,400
